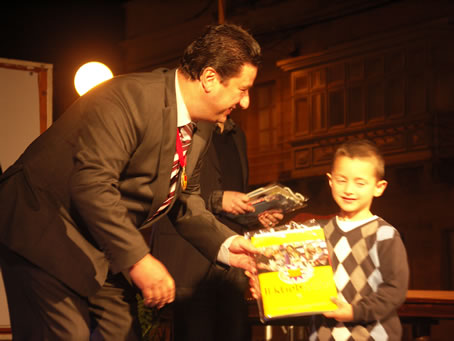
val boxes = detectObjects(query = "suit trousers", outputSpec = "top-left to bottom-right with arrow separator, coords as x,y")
0,244 -> 142,341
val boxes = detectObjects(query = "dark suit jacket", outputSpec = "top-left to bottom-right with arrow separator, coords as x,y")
151,119 -> 249,293
200,119 -> 249,209
0,68 -> 236,296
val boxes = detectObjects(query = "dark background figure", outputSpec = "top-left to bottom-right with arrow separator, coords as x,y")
200,118 -> 250,234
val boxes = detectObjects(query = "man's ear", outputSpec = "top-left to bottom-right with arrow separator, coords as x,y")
200,67 -> 218,93
374,179 -> 388,197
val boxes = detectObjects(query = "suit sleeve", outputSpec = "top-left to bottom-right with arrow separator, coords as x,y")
69,81 -> 151,274
206,190 -> 224,214
168,124 -> 237,263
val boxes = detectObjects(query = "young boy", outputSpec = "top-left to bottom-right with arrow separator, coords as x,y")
310,139 -> 409,340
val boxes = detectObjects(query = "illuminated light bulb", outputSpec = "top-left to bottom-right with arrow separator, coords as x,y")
74,61 -> 113,96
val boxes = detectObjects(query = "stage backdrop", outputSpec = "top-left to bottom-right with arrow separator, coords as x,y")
0,57 -> 52,331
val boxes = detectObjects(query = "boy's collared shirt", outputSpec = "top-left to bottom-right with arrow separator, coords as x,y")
336,215 -> 377,233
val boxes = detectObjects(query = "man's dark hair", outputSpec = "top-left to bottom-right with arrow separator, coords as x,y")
179,23 -> 261,82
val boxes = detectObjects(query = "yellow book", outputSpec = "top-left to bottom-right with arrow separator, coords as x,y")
246,220 -> 338,322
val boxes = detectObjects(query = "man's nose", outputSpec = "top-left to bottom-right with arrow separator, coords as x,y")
239,92 -> 250,109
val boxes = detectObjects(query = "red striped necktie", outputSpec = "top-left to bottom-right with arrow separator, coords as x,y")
153,123 -> 195,218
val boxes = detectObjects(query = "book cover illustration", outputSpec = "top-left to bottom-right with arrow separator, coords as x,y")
224,183 -> 308,227
246,220 -> 338,322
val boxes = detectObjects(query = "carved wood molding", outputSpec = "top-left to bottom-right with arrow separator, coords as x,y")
277,18 -> 452,72
293,117 -> 430,167
275,19 -> 454,179
434,112 -> 454,159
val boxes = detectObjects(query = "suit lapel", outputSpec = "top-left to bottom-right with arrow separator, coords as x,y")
181,121 -> 214,194
144,70 -> 178,222
142,70 -> 213,223
185,124 -> 204,178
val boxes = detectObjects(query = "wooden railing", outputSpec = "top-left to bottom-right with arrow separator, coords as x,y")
247,290 -> 454,340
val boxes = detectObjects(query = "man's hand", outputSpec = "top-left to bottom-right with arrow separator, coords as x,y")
222,191 -> 254,215
228,236 -> 259,273
245,270 -> 261,299
258,209 -> 284,228
129,254 -> 175,309
323,297 -> 353,322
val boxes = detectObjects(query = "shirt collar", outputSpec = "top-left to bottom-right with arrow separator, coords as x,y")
336,215 -> 378,232
175,69 -> 192,128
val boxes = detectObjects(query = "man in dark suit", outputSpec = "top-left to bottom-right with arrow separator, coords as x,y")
0,24 -> 261,340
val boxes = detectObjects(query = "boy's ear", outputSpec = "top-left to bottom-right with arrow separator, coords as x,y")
374,179 -> 388,197
200,67 -> 218,93
326,173 -> 333,187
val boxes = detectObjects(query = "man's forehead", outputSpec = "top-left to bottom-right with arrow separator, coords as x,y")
223,63 -> 257,83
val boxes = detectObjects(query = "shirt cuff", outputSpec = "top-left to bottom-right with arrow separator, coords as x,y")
216,235 -> 237,266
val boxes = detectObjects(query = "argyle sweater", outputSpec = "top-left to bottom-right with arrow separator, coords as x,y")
309,216 -> 409,341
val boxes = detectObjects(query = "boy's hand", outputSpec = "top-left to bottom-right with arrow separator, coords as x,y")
323,297 -> 354,322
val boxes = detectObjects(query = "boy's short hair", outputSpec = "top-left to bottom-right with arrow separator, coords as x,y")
179,23 -> 262,82
333,139 -> 385,180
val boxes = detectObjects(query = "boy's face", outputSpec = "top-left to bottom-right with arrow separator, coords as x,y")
327,156 -> 387,221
